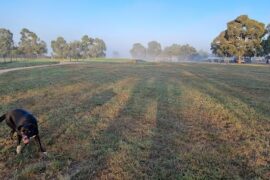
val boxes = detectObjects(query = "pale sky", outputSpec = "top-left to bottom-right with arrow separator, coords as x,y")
1,0 -> 269,57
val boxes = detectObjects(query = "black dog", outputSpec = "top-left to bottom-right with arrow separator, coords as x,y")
0,109 -> 46,154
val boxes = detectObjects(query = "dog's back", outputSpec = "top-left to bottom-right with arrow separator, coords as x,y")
6,109 -> 37,127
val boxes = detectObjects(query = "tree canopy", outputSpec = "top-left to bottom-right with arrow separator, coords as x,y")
51,35 -> 106,60
147,41 -> 162,59
262,24 -> 270,55
0,28 -> 14,59
211,15 -> 265,62
51,37 -> 69,58
130,43 -> 147,59
19,28 -> 47,57
130,41 -> 197,61
163,44 -> 197,61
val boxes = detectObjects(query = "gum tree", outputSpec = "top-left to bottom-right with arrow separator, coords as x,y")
19,28 -> 47,58
51,37 -> 69,58
211,15 -> 265,63
262,24 -> 270,56
147,41 -> 162,60
0,28 -> 14,61
130,43 -> 146,59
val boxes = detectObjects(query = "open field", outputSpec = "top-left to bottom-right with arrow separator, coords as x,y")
0,58 -> 132,70
0,62 -> 269,179
0,59 -> 60,70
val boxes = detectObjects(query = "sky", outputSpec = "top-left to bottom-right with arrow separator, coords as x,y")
1,0 -> 270,57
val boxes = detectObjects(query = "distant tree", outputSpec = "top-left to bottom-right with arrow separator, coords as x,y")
262,24 -> 270,55
68,41 -> 81,60
163,44 -> 181,58
112,51 -> 120,58
19,28 -> 47,58
192,50 -> 209,61
211,15 -> 265,63
36,40 -> 47,56
91,38 -> 106,58
130,43 -> 146,59
0,28 -> 14,61
11,46 -> 20,61
51,37 -> 69,58
51,35 -> 106,60
163,44 -> 197,61
180,44 -> 197,60
147,41 -> 162,60
80,35 -> 94,58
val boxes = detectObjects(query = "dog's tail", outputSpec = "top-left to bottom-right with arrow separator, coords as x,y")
0,114 -> 6,122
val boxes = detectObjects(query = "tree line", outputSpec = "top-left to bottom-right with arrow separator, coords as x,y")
0,28 -> 106,61
0,28 -> 47,61
130,41 -> 208,61
211,15 -> 270,63
51,35 -> 106,60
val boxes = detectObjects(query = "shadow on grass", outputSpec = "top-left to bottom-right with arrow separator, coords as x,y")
0,87 -> 117,179
177,71 -> 269,179
183,67 -> 270,119
44,89 -> 117,146
181,69 -> 269,122
145,79 -> 186,179
71,77 -> 156,179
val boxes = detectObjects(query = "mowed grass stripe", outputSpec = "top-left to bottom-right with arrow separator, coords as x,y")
177,76 -> 270,179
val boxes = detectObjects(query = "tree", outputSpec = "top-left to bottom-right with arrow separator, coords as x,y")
51,37 -> 69,58
36,40 -> 47,56
130,43 -> 146,59
80,35 -> 94,58
11,46 -> 20,61
147,41 -> 162,60
163,44 -> 197,61
262,24 -> 270,55
211,15 -> 265,63
163,44 -> 180,58
68,41 -> 81,60
211,31 -> 237,57
19,28 -> 47,58
180,44 -> 197,60
91,38 -> 106,58
0,28 -> 14,61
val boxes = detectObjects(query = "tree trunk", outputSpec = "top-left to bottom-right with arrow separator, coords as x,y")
238,56 -> 241,64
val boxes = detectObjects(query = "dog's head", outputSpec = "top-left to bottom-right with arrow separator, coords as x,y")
19,124 -> 38,144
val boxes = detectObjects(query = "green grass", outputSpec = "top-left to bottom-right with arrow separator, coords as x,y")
0,62 -> 269,179
86,58 -> 132,63
0,59 -> 59,70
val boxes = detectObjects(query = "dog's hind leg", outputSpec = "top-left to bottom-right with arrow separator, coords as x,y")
16,135 -> 22,154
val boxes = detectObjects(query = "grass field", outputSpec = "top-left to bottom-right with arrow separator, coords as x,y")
0,58 -> 132,70
0,59 -> 60,70
0,62 -> 269,179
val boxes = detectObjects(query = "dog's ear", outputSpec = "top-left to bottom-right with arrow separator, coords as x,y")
17,125 -> 23,131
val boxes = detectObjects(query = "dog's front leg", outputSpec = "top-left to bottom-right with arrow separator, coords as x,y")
35,135 -> 46,153
16,135 -> 22,154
